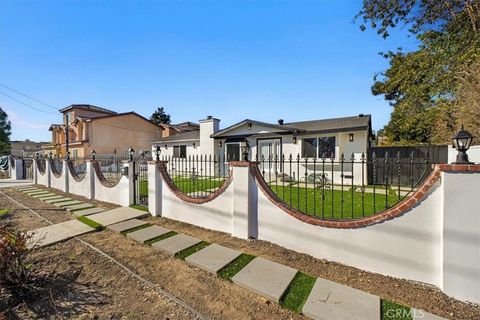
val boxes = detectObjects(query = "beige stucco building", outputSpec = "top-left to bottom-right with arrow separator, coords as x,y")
46,104 -> 164,158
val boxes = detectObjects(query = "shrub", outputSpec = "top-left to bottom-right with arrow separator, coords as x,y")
0,229 -> 34,287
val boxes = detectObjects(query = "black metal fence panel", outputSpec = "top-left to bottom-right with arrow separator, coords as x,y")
161,155 -> 229,199
23,158 -> 34,180
134,156 -> 149,207
257,152 -> 432,220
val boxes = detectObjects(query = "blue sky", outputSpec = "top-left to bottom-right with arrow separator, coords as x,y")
0,0 -> 417,141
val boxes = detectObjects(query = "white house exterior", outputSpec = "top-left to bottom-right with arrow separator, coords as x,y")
151,114 -> 374,185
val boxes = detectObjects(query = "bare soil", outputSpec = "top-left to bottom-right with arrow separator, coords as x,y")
1,187 -> 479,320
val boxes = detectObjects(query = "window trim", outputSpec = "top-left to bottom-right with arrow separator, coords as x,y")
173,145 -> 187,159
224,142 -> 241,162
301,135 -> 337,159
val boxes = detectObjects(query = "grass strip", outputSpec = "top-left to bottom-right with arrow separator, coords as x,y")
129,204 -> 150,212
144,231 -> 178,245
175,241 -> 210,260
76,216 -> 104,231
381,300 -> 412,320
217,253 -> 255,280
120,223 -> 153,235
0,209 -> 10,217
280,272 -> 316,313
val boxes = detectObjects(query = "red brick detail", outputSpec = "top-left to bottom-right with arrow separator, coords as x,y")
228,161 -> 252,167
250,164 -> 457,229
91,160 -> 123,188
66,160 -> 86,182
157,161 -> 233,204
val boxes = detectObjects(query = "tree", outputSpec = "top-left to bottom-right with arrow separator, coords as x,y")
359,1 -> 480,145
150,107 -> 171,125
0,107 -> 11,155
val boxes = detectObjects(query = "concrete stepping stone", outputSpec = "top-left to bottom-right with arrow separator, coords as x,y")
126,225 -> 171,243
152,234 -> 202,255
232,257 -> 297,303
45,197 -> 72,204
54,200 -> 82,207
26,190 -> 49,195
18,186 -> 36,191
108,219 -> 150,233
27,219 -> 95,248
22,188 -> 41,193
302,278 -> 380,320
186,243 -> 242,274
32,193 -> 55,198
65,203 -> 95,212
72,207 -> 105,216
412,309 -> 447,320
39,195 -> 63,201
87,207 -> 148,226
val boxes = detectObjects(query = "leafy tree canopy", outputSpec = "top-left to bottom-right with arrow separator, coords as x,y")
0,107 -> 11,155
359,1 -> 480,145
150,107 -> 171,125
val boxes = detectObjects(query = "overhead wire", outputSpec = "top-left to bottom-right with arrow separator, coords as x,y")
0,90 -> 58,115
0,83 -> 59,111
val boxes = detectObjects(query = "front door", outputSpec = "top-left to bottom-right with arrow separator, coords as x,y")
257,138 -> 281,171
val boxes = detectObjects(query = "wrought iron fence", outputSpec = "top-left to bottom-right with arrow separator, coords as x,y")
134,156 -> 149,206
257,152 -> 434,220
95,155 -> 129,185
36,157 -> 46,174
69,158 -> 87,180
23,158 -> 34,180
161,155 -> 229,198
51,156 -> 63,176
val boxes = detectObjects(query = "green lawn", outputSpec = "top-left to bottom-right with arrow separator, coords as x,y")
280,272 -> 316,313
218,253 -> 256,280
270,185 -> 399,219
172,177 -> 226,194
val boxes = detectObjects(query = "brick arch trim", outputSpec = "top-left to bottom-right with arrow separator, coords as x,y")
251,163 -> 480,229
49,159 -> 63,178
92,160 -> 124,188
67,160 -> 86,182
157,161 -> 233,204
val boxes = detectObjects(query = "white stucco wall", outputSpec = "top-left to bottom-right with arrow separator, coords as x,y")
442,171 -> 480,302
67,161 -> 94,199
93,175 -> 130,207
36,160 -> 50,187
49,161 -> 67,192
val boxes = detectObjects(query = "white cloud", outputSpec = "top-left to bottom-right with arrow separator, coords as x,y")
6,109 -> 49,129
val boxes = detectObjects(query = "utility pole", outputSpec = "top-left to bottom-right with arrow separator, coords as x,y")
65,113 -> 69,156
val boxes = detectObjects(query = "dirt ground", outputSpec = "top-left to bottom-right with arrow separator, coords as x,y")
1,186 -> 479,319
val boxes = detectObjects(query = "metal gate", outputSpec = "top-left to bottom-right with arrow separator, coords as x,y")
367,145 -> 448,186
134,156 -> 149,207
23,158 -> 34,180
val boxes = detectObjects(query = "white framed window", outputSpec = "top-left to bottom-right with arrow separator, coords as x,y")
173,145 -> 187,158
301,136 -> 336,158
225,143 -> 241,161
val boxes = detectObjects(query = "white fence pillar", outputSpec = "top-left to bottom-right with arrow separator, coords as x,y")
127,160 -> 135,206
148,161 -> 162,216
11,158 -> 24,180
86,160 -> 95,200
63,160 -> 69,193
231,162 -> 258,239
45,160 -> 51,188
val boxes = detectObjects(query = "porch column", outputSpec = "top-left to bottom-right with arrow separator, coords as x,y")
231,161 -> 258,239
148,161 -> 162,216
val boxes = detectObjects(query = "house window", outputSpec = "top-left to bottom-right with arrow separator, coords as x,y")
302,138 -> 317,157
225,143 -> 240,162
318,137 -> 336,158
173,145 -> 187,158
301,136 -> 336,158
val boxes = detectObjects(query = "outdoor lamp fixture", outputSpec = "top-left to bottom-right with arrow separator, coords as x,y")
193,142 -> 196,149
247,123 -> 252,130
65,151 -> 71,160
129,147 -> 135,161
349,133 -> 354,142
164,144 -> 168,149
293,136 -> 297,144
452,125 -> 474,164
154,145 -> 161,161
241,142 -> 250,161
35,152 -> 39,159
219,141 -> 223,148
91,149 -> 96,160
48,152 -> 53,159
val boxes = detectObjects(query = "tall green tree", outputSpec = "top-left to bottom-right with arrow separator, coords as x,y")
150,107 -> 171,125
359,0 -> 480,145
0,107 -> 11,155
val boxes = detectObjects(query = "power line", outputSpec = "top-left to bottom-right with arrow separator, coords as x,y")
0,91 -> 58,115
0,83 -> 58,111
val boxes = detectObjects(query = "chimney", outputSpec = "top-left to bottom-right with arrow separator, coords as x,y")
199,116 -> 220,155
278,119 -> 284,125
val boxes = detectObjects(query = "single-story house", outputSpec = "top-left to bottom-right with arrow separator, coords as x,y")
152,114 -> 374,162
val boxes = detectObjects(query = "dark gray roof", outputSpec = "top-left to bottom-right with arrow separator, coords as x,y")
211,114 -> 372,138
152,130 -> 200,143
59,104 -> 117,114
286,114 -> 371,133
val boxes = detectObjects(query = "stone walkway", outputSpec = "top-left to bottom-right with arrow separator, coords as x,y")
14,185 -> 447,320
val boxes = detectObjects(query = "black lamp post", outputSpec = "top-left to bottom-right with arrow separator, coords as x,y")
154,145 -> 161,161
65,151 -> 71,160
91,149 -> 96,160
129,147 -> 135,161
48,152 -> 53,159
241,142 -> 250,161
452,125 -> 474,164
